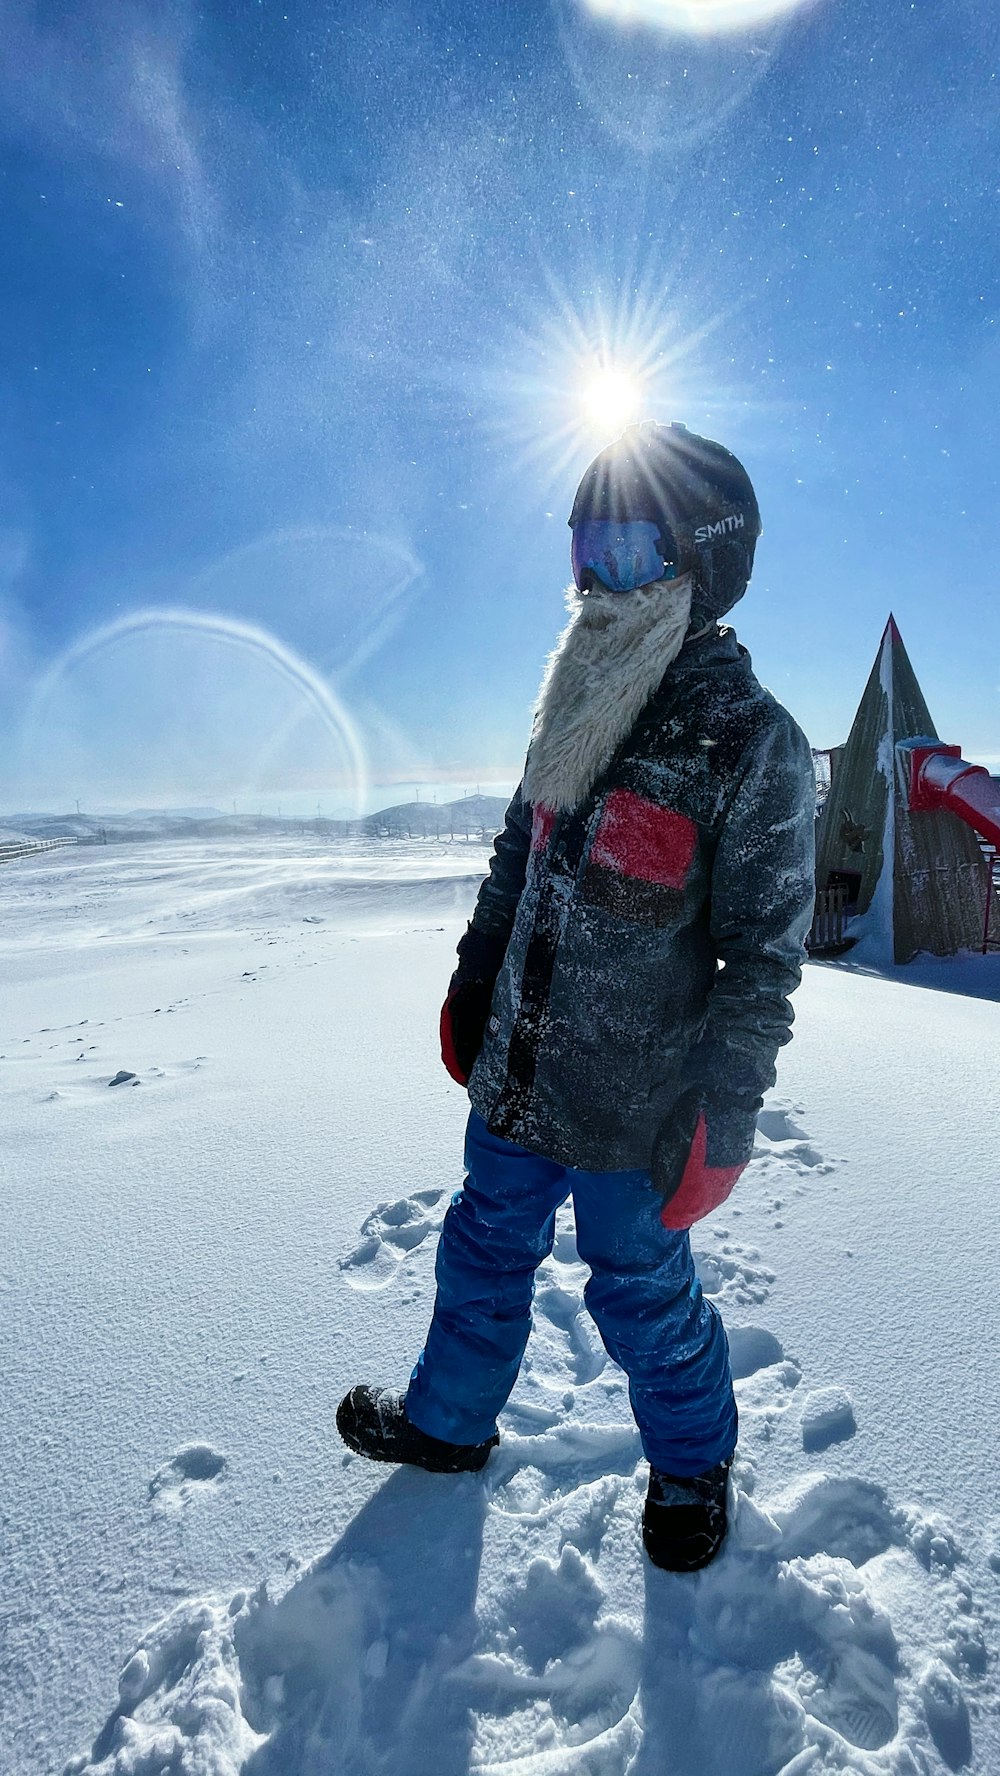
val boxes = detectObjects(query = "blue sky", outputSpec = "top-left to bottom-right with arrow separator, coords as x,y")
1,0 -> 998,815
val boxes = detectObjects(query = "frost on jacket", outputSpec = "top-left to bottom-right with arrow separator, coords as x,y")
461,627 -> 817,1173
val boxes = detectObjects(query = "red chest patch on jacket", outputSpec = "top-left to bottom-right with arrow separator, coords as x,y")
581,791 -> 697,925
590,790 -> 697,887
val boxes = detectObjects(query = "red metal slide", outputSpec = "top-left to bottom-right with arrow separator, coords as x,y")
897,739 -> 1000,951
897,740 -> 1000,848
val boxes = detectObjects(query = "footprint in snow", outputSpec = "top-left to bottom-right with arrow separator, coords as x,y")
469,1466 -> 962,1771
487,1420 -> 642,1524
754,1097 -> 832,1177
148,1443 -> 227,1512
635,1470 -> 985,1772
506,1543 -> 605,1671
919,1656 -> 974,1770
462,1544 -> 642,1770
531,1274 -> 608,1387
340,1189 -> 447,1290
694,1238 -> 775,1309
727,1324 -> 786,1381
755,1105 -> 811,1144
71,1449 -> 986,1776
480,1353 -> 981,1774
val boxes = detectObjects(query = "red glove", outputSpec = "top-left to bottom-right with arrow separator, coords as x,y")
652,1087 -> 759,1230
440,979 -> 495,1086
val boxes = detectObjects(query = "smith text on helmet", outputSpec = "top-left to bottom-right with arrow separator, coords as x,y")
694,512 -> 747,546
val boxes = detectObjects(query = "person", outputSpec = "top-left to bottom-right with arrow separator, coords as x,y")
338,421 -> 816,1572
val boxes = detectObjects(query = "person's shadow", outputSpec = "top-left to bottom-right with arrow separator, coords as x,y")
236,1466 -> 487,1776
631,1524 -> 904,1776
630,1557 -> 803,1776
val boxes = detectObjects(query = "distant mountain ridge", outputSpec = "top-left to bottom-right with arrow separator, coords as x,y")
362,794 -> 507,836
125,806 -> 226,819
0,795 -> 510,845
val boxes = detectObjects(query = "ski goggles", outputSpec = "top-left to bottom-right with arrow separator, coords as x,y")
570,518 -> 678,594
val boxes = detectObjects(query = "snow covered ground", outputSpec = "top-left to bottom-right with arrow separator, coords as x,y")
2,837 -> 998,1775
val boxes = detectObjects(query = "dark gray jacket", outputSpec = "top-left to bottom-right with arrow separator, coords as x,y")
461,627 -> 816,1172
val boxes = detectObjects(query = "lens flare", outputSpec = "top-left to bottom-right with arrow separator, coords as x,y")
582,0 -> 812,32
555,0 -> 787,158
185,527 -> 423,680
18,608 -> 369,814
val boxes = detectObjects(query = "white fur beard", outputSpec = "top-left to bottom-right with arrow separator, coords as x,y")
522,573 -> 694,815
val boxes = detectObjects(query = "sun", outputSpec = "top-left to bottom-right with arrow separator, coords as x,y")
480,273 -> 732,499
582,366 -> 644,434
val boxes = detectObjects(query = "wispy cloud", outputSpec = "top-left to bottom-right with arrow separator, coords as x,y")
0,0 -> 217,251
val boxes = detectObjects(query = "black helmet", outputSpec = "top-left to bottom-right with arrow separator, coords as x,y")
569,421 -> 761,621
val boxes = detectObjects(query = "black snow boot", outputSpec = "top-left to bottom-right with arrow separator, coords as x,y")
336,1385 -> 498,1474
642,1458 -> 732,1573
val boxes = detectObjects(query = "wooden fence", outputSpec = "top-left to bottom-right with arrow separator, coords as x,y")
0,836 -> 79,866
806,882 -> 850,953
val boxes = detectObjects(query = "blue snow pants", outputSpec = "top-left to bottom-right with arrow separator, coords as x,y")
405,1111 -> 737,1477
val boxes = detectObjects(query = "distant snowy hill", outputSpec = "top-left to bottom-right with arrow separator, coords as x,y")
0,812 -> 97,839
123,806 -> 227,820
0,795 -> 509,846
362,794 -> 508,837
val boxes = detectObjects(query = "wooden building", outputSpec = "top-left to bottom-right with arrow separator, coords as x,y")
813,616 -> 992,963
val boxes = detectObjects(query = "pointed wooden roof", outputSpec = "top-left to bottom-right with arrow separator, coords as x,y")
817,617 -> 986,961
